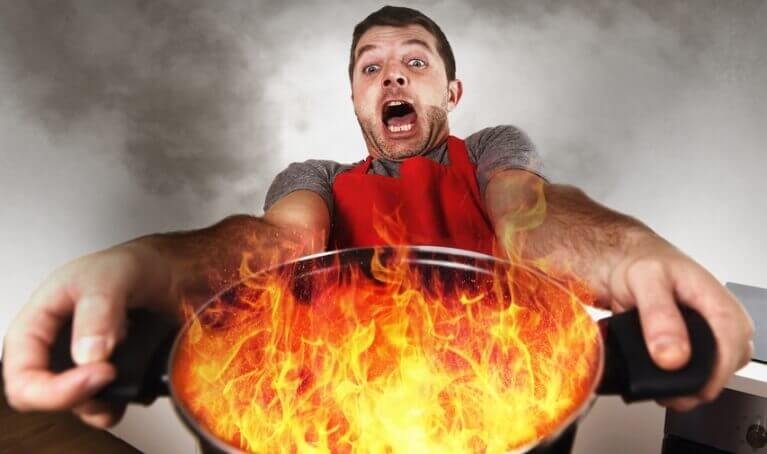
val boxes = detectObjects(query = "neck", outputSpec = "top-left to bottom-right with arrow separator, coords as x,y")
366,128 -> 451,161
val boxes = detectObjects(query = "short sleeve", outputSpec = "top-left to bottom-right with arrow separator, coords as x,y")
263,159 -> 348,214
464,125 -> 546,195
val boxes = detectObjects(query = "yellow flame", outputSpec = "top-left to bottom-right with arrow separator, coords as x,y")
172,246 -> 600,453
493,172 -> 548,264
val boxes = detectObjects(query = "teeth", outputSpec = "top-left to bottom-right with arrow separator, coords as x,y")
386,100 -> 404,107
388,123 -> 413,133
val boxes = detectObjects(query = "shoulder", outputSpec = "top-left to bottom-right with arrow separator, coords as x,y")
264,159 -> 358,213
275,158 -> 364,184
463,125 -> 535,158
278,159 -> 349,176
461,125 -> 546,193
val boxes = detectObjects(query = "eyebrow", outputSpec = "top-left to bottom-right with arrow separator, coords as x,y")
355,38 -> 434,62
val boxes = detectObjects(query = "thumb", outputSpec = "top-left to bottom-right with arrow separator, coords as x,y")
624,263 -> 691,371
71,293 -> 126,365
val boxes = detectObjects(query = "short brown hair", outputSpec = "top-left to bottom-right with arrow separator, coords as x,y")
348,6 -> 456,82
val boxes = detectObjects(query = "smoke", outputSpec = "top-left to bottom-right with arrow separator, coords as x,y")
2,1 -> 765,203
0,0 -> 295,201
443,0 -> 767,196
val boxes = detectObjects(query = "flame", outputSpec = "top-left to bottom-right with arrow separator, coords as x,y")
171,244 -> 601,453
492,171 -> 548,266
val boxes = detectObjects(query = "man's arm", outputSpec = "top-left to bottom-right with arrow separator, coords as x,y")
485,169 -> 753,411
146,189 -> 331,310
484,169 -> 644,297
2,190 -> 329,427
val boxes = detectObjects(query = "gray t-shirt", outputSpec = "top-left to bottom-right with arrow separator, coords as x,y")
263,124 -> 544,214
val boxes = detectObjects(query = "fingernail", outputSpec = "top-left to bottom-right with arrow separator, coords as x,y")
652,336 -> 688,363
74,336 -> 107,365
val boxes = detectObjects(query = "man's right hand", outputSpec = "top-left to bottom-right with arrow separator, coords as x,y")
3,199 -> 330,429
2,244 -> 170,428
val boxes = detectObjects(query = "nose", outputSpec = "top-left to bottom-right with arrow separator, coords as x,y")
382,64 -> 407,88
383,76 -> 406,87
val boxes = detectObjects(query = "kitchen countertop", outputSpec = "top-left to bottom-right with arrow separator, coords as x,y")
728,361 -> 767,398
0,373 -> 140,453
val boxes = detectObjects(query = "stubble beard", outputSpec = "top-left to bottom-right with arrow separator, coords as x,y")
358,105 -> 449,161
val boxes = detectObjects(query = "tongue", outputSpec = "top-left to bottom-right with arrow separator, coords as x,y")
386,112 -> 417,127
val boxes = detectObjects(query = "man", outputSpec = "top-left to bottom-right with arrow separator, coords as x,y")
2,3 -> 753,440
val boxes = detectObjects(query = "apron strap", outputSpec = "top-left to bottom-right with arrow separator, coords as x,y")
446,136 -> 474,170
350,156 -> 373,174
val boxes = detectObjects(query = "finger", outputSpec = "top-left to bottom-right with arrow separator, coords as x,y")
3,269 -> 122,411
4,362 -> 115,411
670,267 -> 753,403
72,399 -> 127,429
626,260 -> 691,370
731,299 -> 754,371
741,340 -> 755,369
2,279 -> 98,410
5,275 -> 77,373
657,396 -> 700,413
71,292 -> 127,365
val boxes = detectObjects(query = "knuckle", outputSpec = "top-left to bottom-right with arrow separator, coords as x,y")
705,302 -> 738,331
48,259 -> 81,286
4,388 -> 29,412
4,322 -> 21,343
650,304 -> 682,320
95,247 -> 142,280
79,411 -> 117,429
77,413 -> 99,428
700,388 -> 721,403
629,258 -> 667,280
673,399 -> 699,412
744,314 -> 755,340
662,399 -> 682,411
68,251 -> 138,301
76,291 -> 116,311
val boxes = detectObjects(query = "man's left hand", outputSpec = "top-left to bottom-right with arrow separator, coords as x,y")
606,234 -> 754,411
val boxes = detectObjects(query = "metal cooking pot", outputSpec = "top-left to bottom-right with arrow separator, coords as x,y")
51,246 -> 715,453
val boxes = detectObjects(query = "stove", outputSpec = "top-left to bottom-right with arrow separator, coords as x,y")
663,282 -> 767,454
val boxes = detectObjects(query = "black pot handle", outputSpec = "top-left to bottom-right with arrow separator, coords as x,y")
597,305 -> 716,402
49,309 -> 177,404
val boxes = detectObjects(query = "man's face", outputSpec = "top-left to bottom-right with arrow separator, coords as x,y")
351,25 -> 462,160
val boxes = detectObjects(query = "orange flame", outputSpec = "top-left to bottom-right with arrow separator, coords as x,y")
171,244 -> 600,453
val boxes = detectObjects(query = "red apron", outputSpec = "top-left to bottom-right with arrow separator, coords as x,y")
331,136 -> 496,255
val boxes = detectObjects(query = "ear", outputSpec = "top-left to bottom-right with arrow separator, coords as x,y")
447,79 -> 463,112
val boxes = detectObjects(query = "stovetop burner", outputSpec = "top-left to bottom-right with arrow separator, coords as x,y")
727,282 -> 767,364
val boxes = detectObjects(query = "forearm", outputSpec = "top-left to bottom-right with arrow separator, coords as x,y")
116,215 -> 314,314
487,171 -> 664,301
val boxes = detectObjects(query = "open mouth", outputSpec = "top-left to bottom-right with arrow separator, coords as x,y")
382,100 -> 417,133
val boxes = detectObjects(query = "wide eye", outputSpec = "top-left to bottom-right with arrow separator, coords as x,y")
362,64 -> 380,74
408,58 -> 426,68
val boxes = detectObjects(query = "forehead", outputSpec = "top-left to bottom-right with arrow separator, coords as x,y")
355,24 -> 438,56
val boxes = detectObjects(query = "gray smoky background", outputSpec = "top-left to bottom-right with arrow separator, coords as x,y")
1,1 -> 766,453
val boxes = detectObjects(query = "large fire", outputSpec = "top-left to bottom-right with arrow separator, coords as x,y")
171,247 -> 601,453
